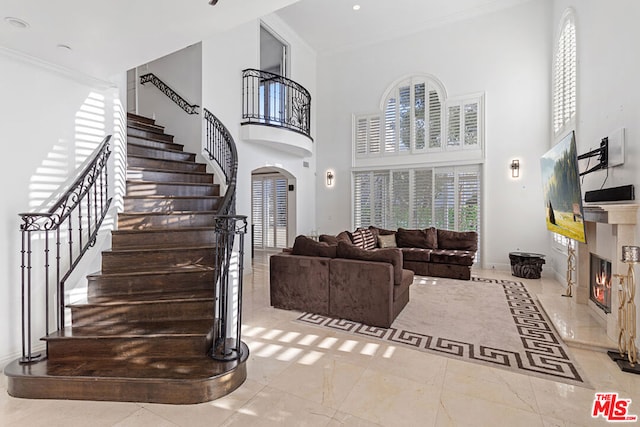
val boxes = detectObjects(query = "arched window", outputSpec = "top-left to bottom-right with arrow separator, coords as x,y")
552,9 -> 577,137
355,75 -> 482,157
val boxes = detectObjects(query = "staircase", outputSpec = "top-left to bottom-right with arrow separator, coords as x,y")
5,113 -> 248,404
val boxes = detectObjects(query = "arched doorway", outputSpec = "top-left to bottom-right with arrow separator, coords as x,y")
251,167 -> 296,256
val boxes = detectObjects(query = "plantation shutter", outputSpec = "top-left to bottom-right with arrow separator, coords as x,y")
275,178 -> 288,248
414,83 -> 426,150
391,171 -> 410,228
252,180 -> 264,248
434,170 -> 455,230
399,86 -> 411,152
463,101 -> 479,147
428,89 -> 442,149
264,179 -> 274,247
355,117 -> 367,155
447,104 -> 461,148
373,171 -> 390,228
553,16 -> 576,136
354,172 -> 372,228
384,97 -> 397,153
457,170 -> 480,232
412,169 -> 433,228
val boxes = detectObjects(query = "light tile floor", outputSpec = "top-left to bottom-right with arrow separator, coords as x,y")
2,253 -> 639,426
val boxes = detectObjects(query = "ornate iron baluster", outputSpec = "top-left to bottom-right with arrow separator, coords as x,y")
139,73 -> 200,115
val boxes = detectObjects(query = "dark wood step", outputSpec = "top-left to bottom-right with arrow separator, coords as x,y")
123,195 -> 221,213
127,113 -> 157,126
128,155 -> 207,172
87,268 -> 214,298
127,168 -> 214,184
44,321 -> 213,361
111,227 -> 218,250
69,292 -> 214,326
4,346 -> 248,404
126,181 -> 220,197
118,211 -> 218,230
127,144 -> 194,162
127,126 -> 174,143
127,135 -> 184,151
101,246 -> 215,273
127,120 -> 166,134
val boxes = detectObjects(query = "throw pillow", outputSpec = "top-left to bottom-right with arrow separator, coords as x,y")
436,229 -> 478,251
377,234 -> 397,248
395,227 -> 438,249
336,241 -> 403,285
336,231 -> 353,245
291,235 -> 337,258
350,228 -> 377,250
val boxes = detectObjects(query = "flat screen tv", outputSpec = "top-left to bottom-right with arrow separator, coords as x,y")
540,131 -> 587,243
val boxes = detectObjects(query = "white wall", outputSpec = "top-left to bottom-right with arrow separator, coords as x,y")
315,0 -> 553,270
0,49 -> 125,364
546,0 -> 640,278
201,15 -> 318,265
136,44 -> 203,162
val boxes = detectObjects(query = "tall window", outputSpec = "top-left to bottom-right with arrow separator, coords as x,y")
552,10 -> 576,137
552,9 -> 577,247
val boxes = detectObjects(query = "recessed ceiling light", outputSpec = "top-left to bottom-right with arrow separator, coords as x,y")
353,5 -> 361,11
4,16 -> 29,29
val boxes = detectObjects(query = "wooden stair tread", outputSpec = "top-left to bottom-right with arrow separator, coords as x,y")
127,179 -> 218,187
118,210 -> 218,216
103,244 -> 217,254
112,226 -> 216,235
87,265 -> 213,279
70,290 -> 214,306
127,154 -> 204,165
127,142 -> 190,155
127,166 -> 211,176
45,321 -> 212,339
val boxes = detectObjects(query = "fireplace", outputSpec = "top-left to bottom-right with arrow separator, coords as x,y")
590,254 -> 612,314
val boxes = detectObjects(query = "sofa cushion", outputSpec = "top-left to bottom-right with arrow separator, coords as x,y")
351,228 -> 377,250
401,248 -> 432,262
292,235 -> 337,258
393,269 -> 414,300
319,234 -> 337,245
337,231 -> 354,245
429,249 -> 475,266
377,234 -> 397,248
436,229 -> 478,251
368,226 -> 396,238
337,241 -> 403,285
396,227 -> 438,249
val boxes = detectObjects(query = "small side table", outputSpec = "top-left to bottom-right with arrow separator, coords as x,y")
509,252 -> 546,279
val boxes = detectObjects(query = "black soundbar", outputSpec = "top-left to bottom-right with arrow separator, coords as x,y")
585,185 -> 635,203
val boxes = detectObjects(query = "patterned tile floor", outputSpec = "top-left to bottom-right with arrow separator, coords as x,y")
1,252 -> 638,426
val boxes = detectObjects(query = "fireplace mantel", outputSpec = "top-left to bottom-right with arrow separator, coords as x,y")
583,204 -> 638,225
577,203 -> 638,343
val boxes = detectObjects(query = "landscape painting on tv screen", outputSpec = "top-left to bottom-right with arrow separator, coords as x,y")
540,131 -> 587,243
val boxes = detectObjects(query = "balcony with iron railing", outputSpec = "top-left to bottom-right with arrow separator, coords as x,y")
241,68 -> 313,157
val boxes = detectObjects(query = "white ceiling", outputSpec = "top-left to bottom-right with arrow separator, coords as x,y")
1,0 -> 532,81
0,0 -> 298,80
276,0 -> 533,54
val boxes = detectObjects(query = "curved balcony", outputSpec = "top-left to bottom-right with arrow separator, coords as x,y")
241,69 -> 312,157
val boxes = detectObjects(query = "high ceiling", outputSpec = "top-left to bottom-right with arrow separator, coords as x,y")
0,0 -> 298,80
276,0 -> 532,54
1,0 -> 532,80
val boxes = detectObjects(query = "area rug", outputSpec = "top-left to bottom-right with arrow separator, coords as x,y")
295,277 -> 590,387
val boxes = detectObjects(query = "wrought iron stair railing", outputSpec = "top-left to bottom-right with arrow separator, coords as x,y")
19,136 -> 112,363
139,73 -> 200,115
137,74 -> 244,361
242,68 -> 312,139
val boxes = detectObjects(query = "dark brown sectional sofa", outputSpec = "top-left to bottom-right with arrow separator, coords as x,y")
270,237 -> 413,328
269,226 -> 478,327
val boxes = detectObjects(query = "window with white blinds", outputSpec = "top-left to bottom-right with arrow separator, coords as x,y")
353,165 -> 481,247
252,175 -> 288,249
354,75 -> 482,158
553,10 -> 576,136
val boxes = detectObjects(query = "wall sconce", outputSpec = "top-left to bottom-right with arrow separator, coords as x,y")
511,159 -> 520,178
326,170 -> 334,187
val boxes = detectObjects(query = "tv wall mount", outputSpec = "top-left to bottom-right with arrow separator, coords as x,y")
578,137 -> 608,176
